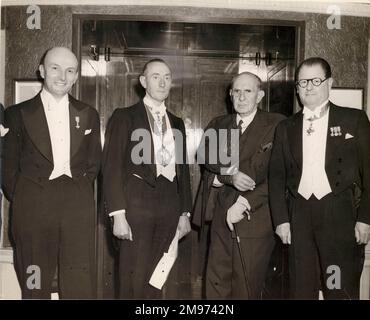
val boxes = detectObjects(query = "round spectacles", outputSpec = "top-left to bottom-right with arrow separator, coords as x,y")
296,77 -> 329,88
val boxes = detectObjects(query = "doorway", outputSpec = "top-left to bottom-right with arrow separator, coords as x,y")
73,16 -> 303,298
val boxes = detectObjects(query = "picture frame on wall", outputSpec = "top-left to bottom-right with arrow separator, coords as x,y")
14,79 -> 43,104
329,87 -> 364,110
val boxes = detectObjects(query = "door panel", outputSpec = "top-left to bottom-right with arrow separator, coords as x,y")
78,19 -> 298,298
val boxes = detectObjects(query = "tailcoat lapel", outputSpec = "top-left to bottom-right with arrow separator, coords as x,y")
287,111 -> 303,169
69,96 -> 88,159
21,94 -> 53,163
325,103 -> 342,170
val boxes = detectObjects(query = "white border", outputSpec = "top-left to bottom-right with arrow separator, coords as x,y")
0,202 -> 3,248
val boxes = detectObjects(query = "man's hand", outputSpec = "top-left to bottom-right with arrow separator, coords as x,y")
276,222 -> 291,244
355,222 -> 370,245
113,213 -> 133,241
177,215 -> 191,240
226,202 -> 247,232
231,171 -> 256,192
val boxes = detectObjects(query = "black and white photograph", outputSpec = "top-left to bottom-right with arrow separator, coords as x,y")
0,0 -> 369,306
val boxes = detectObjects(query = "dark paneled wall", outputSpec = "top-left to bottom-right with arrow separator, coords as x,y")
3,6 -> 73,106
306,14 -> 368,89
3,5 -> 369,107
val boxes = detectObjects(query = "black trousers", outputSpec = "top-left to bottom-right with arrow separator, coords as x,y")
11,175 -> 96,299
118,175 -> 180,299
206,200 -> 275,299
289,191 -> 365,299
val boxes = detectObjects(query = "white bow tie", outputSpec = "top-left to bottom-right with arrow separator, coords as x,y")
148,105 -> 166,120
303,107 -> 322,120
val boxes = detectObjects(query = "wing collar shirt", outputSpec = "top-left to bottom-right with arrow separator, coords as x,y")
298,99 -> 332,200
40,89 -> 72,180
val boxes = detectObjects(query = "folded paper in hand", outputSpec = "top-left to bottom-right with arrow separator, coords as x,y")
149,230 -> 180,290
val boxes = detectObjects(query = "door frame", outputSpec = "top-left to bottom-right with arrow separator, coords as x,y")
72,14 -> 305,298
72,14 -> 305,104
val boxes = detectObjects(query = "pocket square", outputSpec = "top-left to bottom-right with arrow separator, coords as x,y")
345,133 -> 354,139
260,142 -> 273,153
0,124 -> 9,137
84,129 -> 92,135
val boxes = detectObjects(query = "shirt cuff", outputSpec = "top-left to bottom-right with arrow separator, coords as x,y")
181,212 -> 192,218
236,195 -> 251,211
212,175 -> 224,187
224,165 -> 239,175
108,209 -> 126,217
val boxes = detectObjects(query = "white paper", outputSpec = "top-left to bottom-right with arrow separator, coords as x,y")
149,230 -> 180,290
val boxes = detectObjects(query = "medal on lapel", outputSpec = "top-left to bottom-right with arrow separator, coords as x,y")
330,126 -> 341,137
157,146 -> 172,167
75,116 -> 80,129
306,118 -> 315,136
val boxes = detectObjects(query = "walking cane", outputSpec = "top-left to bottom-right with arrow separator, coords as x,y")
234,223 -> 251,298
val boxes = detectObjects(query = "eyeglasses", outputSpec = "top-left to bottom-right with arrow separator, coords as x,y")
296,77 -> 329,88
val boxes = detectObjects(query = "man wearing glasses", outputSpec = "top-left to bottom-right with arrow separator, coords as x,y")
269,57 -> 370,299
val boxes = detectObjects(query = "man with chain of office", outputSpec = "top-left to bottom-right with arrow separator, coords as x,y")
102,58 -> 192,299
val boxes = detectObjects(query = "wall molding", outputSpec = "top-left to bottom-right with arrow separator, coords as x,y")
1,0 -> 370,18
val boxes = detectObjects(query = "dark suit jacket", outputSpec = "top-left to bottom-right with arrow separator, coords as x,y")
2,93 -> 102,202
193,109 -> 285,238
102,100 -> 192,215
269,102 -> 370,227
